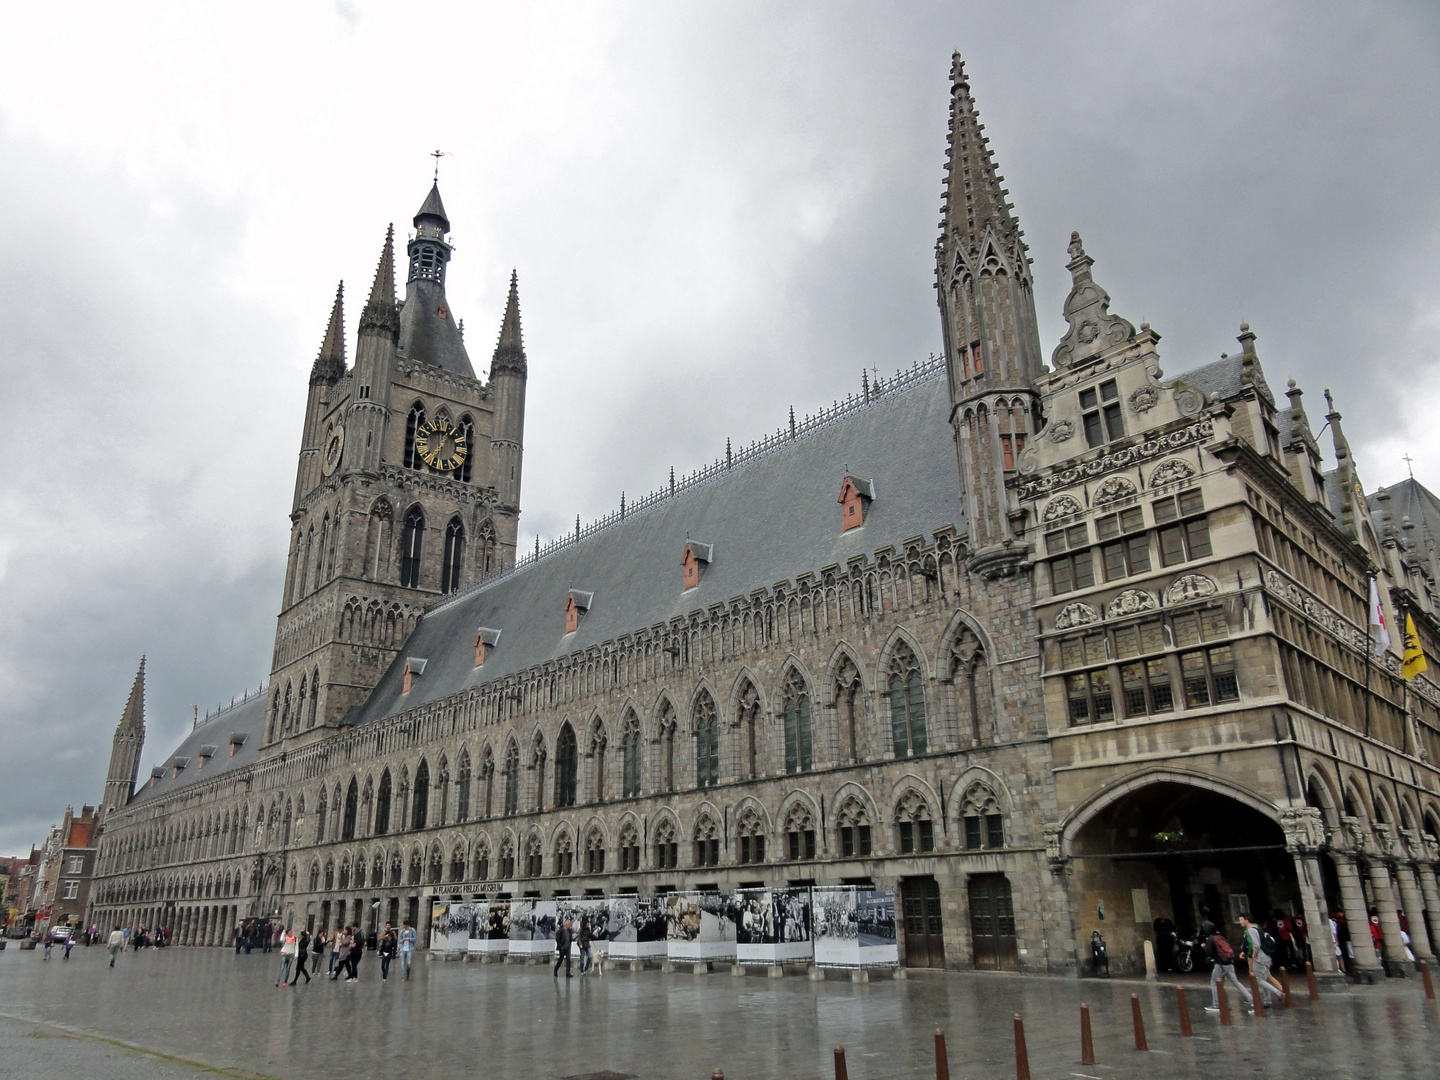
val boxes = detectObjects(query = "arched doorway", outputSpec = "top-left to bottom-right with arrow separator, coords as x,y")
1065,776 -> 1299,977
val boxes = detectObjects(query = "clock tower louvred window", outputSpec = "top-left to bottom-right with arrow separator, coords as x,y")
404,404 -> 427,470
441,517 -> 465,594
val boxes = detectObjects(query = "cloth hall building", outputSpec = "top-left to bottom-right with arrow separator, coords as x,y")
86,57 -> 1440,979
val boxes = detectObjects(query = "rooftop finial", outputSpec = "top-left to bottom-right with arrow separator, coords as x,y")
430,149 -> 450,183
359,225 -> 398,336
311,281 -> 346,384
490,270 -> 526,377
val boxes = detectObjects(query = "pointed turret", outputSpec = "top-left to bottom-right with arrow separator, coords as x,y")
359,226 -> 399,337
1325,387 -> 1364,540
491,270 -> 527,376
397,183 -> 474,377
488,270 -> 527,520
935,54 -> 1043,571
1050,232 -> 1136,369
100,658 -> 146,822
310,281 -> 346,385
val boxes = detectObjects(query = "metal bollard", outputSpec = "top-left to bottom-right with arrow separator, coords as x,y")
712,1072 -> 724,1080
1080,1003 -> 1095,1065
1279,967 -> 1292,1007
1177,986 -> 1192,1038
935,1028 -> 950,1080
1218,982 -> 1232,1026
1421,961 -> 1437,1001
1013,1015 -> 1031,1080
834,1045 -> 848,1080
1306,960 -> 1319,1001
1250,974 -> 1266,1016
1131,993 -> 1148,1051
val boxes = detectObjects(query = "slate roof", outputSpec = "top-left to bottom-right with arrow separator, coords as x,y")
128,693 -> 267,805
398,277 -> 475,378
353,371 -> 962,723
415,182 -> 449,227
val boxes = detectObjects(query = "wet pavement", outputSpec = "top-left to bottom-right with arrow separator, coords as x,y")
1,945 -> 1438,1080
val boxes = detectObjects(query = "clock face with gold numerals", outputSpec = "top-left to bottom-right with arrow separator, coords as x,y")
321,423 -> 345,476
415,418 -> 468,471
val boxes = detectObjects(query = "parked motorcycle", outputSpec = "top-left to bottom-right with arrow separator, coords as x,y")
1171,930 -> 1213,973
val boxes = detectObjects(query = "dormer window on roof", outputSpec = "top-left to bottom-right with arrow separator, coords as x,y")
681,542 -> 713,591
565,590 -> 593,634
171,756 -> 190,779
475,627 -> 501,667
838,475 -> 874,533
403,657 -> 428,694
197,745 -> 217,769
228,732 -> 247,758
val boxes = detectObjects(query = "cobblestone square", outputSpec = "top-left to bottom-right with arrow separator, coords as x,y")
3,945 -> 1439,1080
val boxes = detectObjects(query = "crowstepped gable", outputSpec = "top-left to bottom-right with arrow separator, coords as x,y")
87,55 -> 1440,983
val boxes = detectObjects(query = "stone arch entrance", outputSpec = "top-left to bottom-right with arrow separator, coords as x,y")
1064,774 -> 1301,977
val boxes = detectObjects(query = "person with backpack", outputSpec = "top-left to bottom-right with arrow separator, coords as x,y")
1201,920 -> 1254,1014
1238,916 -> 1284,1005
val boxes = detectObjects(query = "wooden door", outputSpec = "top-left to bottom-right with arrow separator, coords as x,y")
902,876 -> 945,968
969,874 -> 1018,971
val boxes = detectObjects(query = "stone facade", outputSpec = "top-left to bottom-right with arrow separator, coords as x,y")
85,54 -> 1440,980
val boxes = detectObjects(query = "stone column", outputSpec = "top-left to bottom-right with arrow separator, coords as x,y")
1282,808 -> 1338,974
1369,824 -> 1410,972
1334,817 -> 1383,975
1394,832 -> 1434,960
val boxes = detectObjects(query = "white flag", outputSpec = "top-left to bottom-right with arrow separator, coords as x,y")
1370,578 -> 1392,654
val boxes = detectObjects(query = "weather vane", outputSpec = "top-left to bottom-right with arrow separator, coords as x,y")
430,149 -> 451,181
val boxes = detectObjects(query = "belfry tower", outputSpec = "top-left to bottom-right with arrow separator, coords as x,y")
936,54 -> 1045,576
99,658 -> 146,823
265,182 -> 529,752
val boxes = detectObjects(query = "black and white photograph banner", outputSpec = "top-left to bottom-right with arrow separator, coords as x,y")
608,896 -> 667,959
666,891 -> 737,962
735,887 -> 813,964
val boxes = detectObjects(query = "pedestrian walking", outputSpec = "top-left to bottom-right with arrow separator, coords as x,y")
107,927 -> 124,968
294,929 -> 312,985
1291,911 -> 1310,966
347,927 -> 363,981
553,919 -> 573,978
1272,909 -> 1295,969
1200,920 -> 1254,1014
378,925 -> 396,981
1238,916 -> 1283,1005
312,927 -> 328,974
578,916 -> 593,975
332,927 -> 351,980
234,920 -> 243,955
276,928 -> 298,986
63,934 -> 76,960
1368,907 -> 1384,954
398,920 -> 416,981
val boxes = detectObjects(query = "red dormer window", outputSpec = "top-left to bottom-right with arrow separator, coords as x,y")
680,542 -> 713,591
402,657 -> 427,693
565,591 -> 593,634
838,475 -> 874,533
475,628 -> 501,667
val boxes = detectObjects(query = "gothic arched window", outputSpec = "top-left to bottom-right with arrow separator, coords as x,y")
621,712 -> 641,798
553,830 -> 574,876
404,403 -> 426,470
585,826 -> 605,873
836,796 -> 872,856
888,642 -> 927,757
412,759 -> 430,830
835,656 -> 863,763
784,802 -> 816,860
342,778 -> 358,841
456,751 -> 472,823
502,742 -> 520,816
399,506 -> 425,588
474,837 -> 490,880
499,836 -> 515,879
525,834 -> 544,878
961,785 -> 1005,850
895,790 -> 934,854
619,822 -> 641,871
555,723 -> 578,808
450,843 -> 466,882
737,808 -> 766,864
375,770 -> 392,836
782,668 -> 813,774
653,818 -> 678,870
308,667 -> 320,727
458,415 -> 475,483
950,626 -> 994,745
693,814 -> 719,867
315,788 -> 327,844
737,681 -> 760,779
694,692 -> 719,789
481,745 -> 495,818
441,517 -> 465,594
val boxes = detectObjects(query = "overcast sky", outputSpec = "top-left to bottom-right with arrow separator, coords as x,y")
0,1 -> 1437,855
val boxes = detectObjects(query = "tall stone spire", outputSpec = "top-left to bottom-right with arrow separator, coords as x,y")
935,54 -> 1043,573
100,658 -> 146,822
359,226 -> 399,337
491,269 -> 526,376
310,281 -> 346,385
398,183 -> 475,377
1325,387 -> 1363,540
